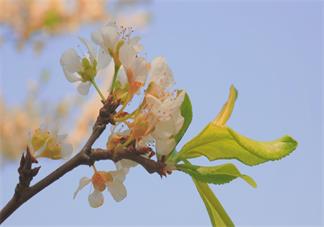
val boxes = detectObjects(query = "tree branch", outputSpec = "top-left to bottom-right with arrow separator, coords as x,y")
89,148 -> 166,175
0,96 -> 165,224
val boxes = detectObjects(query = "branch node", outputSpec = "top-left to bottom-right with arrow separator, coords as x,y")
94,95 -> 120,129
14,146 -> 40,198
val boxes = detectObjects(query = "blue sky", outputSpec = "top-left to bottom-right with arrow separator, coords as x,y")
0,1 -> 322,226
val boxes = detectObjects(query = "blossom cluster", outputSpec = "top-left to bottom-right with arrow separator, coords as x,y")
60,22 -> 187,207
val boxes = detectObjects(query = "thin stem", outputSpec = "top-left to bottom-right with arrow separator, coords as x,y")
111,65 -> 120,92
91,79 -> 105,101
115,107 -> 140,122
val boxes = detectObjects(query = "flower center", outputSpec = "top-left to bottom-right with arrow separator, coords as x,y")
92,171 -> 113,192
78,58 -> 97,82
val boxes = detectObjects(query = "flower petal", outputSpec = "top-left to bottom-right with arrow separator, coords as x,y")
119,43 -> 136,68
175,90 -> 186,107
129,36 -> 143,52
155,138 -> 176,156
110,169 -> 127,182
101,25 -> 119,50
88,189 -> 104,208
77,81 -> 91,95
107,181 -> 127,202
157,91 -> 185,118
97,60 -> 115,95
174,112 -> 185,133
145,94 -> 162,110
149,57 -> 174,89
118,159 -> 138,169
79,37 -> 96,62
133,56 -> 148,84
92,24 -> 119,51
91,29 -> 104,48
63,70 -> 81,83
152,119 -> 175,139
73,177 -> 91,199
60,48 -> 82,74
97,48 -> 111,70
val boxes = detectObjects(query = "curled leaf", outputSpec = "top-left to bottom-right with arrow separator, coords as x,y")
213,85 -> 237,127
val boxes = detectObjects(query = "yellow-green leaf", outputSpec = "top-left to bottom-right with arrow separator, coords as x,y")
178,163 -> 257,188
213,85 -> 237,127
176,123 -> 297,166
193,178 -> 234,227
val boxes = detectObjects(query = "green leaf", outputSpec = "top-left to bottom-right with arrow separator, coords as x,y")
178,163 -> 257,188
213,85 -> 237,126
192,178 -> 235,227
175,91 -> 193,143
174,84 -> 297,165
176,123 -> 297,166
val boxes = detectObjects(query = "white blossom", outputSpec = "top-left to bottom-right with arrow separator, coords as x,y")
73,162 -> 133,207
60,38 -> 110,95
119,42 -> 149,93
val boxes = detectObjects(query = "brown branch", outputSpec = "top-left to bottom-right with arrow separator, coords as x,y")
0,152 -> 85,223
89,148 -> 166,175
0,96 -> 167,224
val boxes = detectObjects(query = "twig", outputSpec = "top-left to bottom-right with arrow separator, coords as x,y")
0,96 -> 165,224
